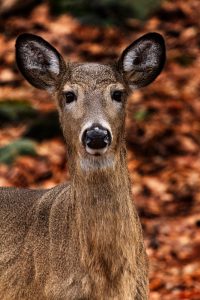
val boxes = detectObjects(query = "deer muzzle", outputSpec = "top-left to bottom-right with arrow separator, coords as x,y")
82,124 -> 112,155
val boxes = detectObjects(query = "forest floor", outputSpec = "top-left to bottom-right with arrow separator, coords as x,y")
0,0 -> 200,299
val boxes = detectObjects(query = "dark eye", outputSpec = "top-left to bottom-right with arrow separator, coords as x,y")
64,91 -> 77,104
112,90 -> 123,102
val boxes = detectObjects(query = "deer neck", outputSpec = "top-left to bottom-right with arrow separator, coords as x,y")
67,146 -> 139,291
70,145 -> 132,206
69,145 -> 137,254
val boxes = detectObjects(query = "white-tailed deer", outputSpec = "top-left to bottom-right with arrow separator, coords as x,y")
0,32 -> 165,299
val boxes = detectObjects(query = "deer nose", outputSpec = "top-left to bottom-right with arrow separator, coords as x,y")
82,124 -> 112,151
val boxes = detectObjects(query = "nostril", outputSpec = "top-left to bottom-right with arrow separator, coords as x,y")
104,135 -> 110,144
86,137 -> 91,144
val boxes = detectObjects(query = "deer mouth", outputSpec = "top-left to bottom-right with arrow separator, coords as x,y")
85,144 -> 109,156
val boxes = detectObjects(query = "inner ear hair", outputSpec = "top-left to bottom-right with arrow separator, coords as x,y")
118,32 -> 166,90
16,33 -> 66,91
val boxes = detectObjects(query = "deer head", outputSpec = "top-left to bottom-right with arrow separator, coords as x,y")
16,32 -> 165,172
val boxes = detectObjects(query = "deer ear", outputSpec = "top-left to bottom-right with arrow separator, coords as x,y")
118,32 -> 166,90
16,33 -> 66,91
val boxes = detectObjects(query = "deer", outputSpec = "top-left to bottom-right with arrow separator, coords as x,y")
0,32 -> 165,299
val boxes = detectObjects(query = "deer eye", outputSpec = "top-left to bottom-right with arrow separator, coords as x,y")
63,91 -> 77,104
112,90 -> 124,102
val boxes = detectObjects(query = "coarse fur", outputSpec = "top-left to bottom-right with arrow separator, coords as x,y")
0,32 -> 166,299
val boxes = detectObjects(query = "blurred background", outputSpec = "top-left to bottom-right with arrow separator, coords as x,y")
0,0 -> 200,299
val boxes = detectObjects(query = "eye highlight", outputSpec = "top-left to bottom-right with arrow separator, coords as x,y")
111,90 -> 124,102
63,91 -> 77,104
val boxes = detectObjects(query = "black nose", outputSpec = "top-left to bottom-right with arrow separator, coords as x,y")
82,124 -> 112,150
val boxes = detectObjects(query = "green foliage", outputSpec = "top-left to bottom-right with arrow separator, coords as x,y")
133,109 -> 151,121
0,100 -> 37,124
24,111 -> 62,141
174,54 -> 196,67
0,139 -> 37,165
49,0 -> 162,24
129,0 -> 162,20
0,100 -> 62,141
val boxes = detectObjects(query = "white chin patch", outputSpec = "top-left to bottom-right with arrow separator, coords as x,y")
86,145 -> 108,155
80,153 -> 115,172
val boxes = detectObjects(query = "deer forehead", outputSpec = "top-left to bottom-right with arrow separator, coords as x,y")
69,63 -> 119,86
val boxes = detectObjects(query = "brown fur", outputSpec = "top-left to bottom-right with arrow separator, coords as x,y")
0,32 -> 166,299
0,66 -> 148,300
